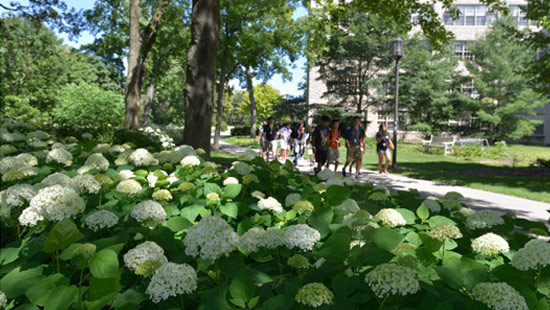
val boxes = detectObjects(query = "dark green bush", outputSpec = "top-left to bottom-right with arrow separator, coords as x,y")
231,126 -> 252,136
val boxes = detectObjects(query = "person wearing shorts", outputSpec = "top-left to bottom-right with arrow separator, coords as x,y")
312,115 -> 330,175
376,123 -> 392,174
326,120 -> 341,176
278,123 -> 292,160
258,121 -> 267,159
342,116 -> 365,179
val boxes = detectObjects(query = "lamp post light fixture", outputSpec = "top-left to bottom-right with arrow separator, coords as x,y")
391,37 -> 403,170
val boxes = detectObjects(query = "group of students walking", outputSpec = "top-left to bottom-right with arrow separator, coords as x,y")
258,115 -> 394,178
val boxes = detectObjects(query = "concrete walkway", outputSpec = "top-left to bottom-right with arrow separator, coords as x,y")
218,140 -> 550,224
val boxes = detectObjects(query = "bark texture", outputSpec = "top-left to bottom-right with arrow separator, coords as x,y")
246,67 -> 257,138
183,0 -> 220,159
124,0 -> 170,128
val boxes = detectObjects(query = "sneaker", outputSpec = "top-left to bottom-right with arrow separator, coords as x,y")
355,174 -> 359,180
313,167 -> 318,175
342,167 -> 347,177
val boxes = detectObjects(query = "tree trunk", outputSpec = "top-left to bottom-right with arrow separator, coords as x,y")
124,0 -> 142,128
124,0 -> 170,129
246,67 -> 257,138
183,0 -> 220,159
141,82 -> 155,127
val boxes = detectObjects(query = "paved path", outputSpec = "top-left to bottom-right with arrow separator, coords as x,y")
218,140 -> 550,224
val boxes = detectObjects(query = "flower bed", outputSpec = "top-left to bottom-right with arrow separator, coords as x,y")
1,123 -> 549,310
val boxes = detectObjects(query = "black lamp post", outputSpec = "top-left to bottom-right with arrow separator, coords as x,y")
391,38 -> 403,169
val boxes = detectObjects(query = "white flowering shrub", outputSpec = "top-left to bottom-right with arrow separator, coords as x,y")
1,126 -> 549,309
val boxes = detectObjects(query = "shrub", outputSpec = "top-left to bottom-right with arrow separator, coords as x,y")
231,125 -> 252,136
52,83 -> 124,128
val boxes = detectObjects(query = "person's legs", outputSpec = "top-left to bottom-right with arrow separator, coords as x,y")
378,152 -> 384,173
384,151 -> 391,173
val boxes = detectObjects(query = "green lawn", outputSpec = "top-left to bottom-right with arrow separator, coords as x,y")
223,136 -> 550,202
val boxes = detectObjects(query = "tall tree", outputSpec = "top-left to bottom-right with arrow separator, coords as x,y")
239,84 -> 283,120
124,0 -> 170,128
468,18 -> 546,142
315,8 -> 400,120
524,0 -> 550,95
182,0 -> 220,158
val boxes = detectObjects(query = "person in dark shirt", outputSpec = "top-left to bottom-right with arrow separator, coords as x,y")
261,117 -> 279,161
342,116 -> 365,179
376,123 -> 392,174
312,115 -> 330,175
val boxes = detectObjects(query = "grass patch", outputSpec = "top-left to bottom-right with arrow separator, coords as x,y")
223,136 -> 259,149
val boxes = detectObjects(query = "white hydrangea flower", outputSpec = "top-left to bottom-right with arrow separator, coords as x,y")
458,207 -> 476,217
511,239 -> 550,271
261,227 -> 286,249
17,153 -> 37,167
364,263 -> 420,298
422,198 -> 441,213
313,183 -> 327,193
93,143 -> 111,153
124,241 -> 168,272
0,184 -> 37,207
239,227 -> 266,252
392,243 -> 417,257
471,233 -> 509,256
0,156 -> 27,174
284,224 -> 321,251
223,177 -> 239,186
326,178 -> 345,187
238,150 -> 258,161
251,191 -> 265,199
232,162 -> 253,175
374,185 -> 390,195
129,148 -> 158,167
295,283 -> 334,308
317,168 -> 335,181
155,150 -> 185,165
183,216 -> 240,260
206,192 -> 221,204
114,157 -> 129,166
114,170 -> 135,181
180,155 -> 201,167
18,206 -> 44,227
0,144 -> 17,156
72,174 -> 101,194
146,262 -> 198,303
285,193 -> 301,207
83,153 -> 110,171
472,282 -> 528,310
36,172 -> 73,189
85,210 -> 119,231
27,185 -> 85,222
428,223 -> 463,242
110,144 -> 126,154
131,200 -> 166,225
465,210 -> 505,230
27,130 -> 49,140
0,290 -> 7,308
175,145 -> 196,156
373,209 -> 407,227
82,133 -> 93,140
116,179 -> 143,195
333,198 -> 360,213
258,197 -> 283,213
152,189 -> 172,202
46,148 -> 73,165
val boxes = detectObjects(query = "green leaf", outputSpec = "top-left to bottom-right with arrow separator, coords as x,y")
434,266 -> 464,290
224,184 -> 242,198
262,295 -> 294,310
163,216 -> 193,232
0,266 -> 44,298
229,299 -> 246,308
427,215 -> 457,228
318,233 -> 350,264
111,289 -> 146,310
221,203 -> 239,219
395,208 -> 416,225
204,183 -> 223,195
198,286 -> 231,310
307,208 -> 334,238
229,271 -> 256,302
247,269 -> 274,284
89,249 -> 119,278
371,227 -> 404,251
0,247 -> 19,266
326,185 -> 350,206
332,273 -> 360,297
43,219 -> 85,253
43,285 -> 79,310
248,296 -> 260,309
85,277 -> 121,310
26,273 -> 68,306
181,205 -> 208,222
417,205 -> 430,221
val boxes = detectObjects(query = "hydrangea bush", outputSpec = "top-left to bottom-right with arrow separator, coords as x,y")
0,124 -> 549,309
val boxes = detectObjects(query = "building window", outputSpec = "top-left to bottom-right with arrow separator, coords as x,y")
534,124 -> 544,136
510,5 -> 529,26
445,5 -> 489,26
453,41 -> 472,60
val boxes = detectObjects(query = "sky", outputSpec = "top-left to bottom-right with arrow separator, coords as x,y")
1,0 -> 308,97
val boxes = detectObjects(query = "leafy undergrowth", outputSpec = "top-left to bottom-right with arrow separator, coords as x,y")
1,123 -> 549,310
